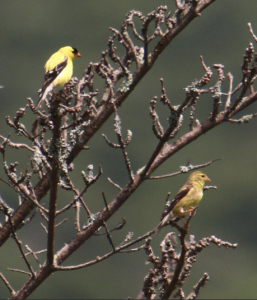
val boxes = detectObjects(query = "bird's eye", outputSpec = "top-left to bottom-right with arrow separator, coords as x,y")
201,175 -> 205,178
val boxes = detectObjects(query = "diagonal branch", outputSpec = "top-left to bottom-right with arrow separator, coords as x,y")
149,159 -> 221,179
0,0 -> 216,250
7,214 -> 35,277
0,272 -> 15,295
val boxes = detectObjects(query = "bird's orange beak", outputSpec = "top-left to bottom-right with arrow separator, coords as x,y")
76,53 -> 82,57
204,176 -> 211,182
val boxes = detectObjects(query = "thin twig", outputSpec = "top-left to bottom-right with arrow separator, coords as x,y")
224,72 -> 233,111
78,165 -> 102,215
55,218 -> 68,228
41,222 -> 48,233
107,178 -> 122,190
24,249 -> 47,256
119,244 -> 145,253
0,176 -> 49,215
112,107 -> 135,183
203,185 -> 217,191
248,22 -> 257,42
6,268 -> 32,277
38,209 -> 49,222
0,272 -> 15,295
0,135 -> 34,152
78,197 -> 92,217
25,245 -> 41,268
55,229 -> 155,271
149,97 -> 164,139
94,218 -> 127,236
75,200 -> 81,232
55,197 -> 77,216
7,214 -> 35,277
102,192 -> 110,212
102,220 -> 116,251
148,159 -> 221,179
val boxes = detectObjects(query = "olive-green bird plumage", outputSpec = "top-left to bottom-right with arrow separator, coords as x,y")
155,171 -> 211,234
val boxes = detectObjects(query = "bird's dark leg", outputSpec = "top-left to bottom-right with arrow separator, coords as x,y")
179,206 -> 197,229
179,216 -> 187,225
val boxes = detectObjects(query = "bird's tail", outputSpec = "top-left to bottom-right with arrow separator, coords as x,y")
153,222 -> 162,235
35,98 -> 44,110
153,214 -> 170,235
35,84 -> 54,109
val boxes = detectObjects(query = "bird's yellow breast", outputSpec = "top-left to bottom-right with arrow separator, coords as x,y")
173,186 -> 203,217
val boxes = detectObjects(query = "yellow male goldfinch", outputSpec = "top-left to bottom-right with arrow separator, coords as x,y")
36,46 -> 81,108
155,171 -> 211,234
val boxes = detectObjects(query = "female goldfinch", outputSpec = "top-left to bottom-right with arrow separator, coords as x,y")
155,171 -> 211,234
36,46 -> 81,108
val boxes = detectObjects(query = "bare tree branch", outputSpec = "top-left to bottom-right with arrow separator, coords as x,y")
1,2 -> 255,299
0,272 -> 15,295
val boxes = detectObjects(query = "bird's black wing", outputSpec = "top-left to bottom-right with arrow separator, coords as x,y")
160,184 -> 193,221
38,57 -> 68,100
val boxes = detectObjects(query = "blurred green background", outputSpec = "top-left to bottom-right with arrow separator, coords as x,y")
0,1 -> 257,299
